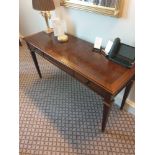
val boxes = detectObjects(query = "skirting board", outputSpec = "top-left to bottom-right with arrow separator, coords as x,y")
124,99 -> 135,115
115,95 -> 135,115
20,34 -> 24,40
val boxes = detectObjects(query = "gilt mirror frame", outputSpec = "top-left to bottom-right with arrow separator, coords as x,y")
60,0 -> 121,17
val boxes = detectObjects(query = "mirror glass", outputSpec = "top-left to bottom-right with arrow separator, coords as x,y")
60,0 -> 121,17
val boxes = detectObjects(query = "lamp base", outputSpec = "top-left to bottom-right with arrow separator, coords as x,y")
44,28 -> 53,34
57,34 -> 68,42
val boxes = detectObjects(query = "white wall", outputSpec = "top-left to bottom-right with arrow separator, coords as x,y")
19,0 -> 55,35
19,0 -> 135,104
56,0 -> 135,47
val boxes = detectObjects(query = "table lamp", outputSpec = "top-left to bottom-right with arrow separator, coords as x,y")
32,0 -> 55,33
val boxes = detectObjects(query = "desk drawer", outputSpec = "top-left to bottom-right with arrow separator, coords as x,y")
28,44 -> 44,57
58,64 -> 74,76
43,53 -> 74,76
87,82 -> 106,97
34,48 -> 44,57
74,72 -> 89,84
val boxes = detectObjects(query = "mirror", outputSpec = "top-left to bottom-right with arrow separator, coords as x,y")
60,0 -> 121,17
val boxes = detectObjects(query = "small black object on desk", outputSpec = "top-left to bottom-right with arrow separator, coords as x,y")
92,47 -> 102,53
107,38 -> 135,68
92,47 -> 107,56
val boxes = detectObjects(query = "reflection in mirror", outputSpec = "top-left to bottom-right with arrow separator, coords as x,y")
61,0 -> 121,17
70,0 -> 116,8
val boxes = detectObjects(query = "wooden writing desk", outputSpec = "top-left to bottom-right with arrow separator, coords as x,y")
24,32 -> 135,132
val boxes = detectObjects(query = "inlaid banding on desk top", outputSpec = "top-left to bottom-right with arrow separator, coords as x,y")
24,32 -> 135,94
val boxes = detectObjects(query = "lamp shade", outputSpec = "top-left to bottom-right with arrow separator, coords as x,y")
32,0 -> 55,11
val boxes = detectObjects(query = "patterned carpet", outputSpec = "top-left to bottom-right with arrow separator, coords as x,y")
19,43 -> 135,155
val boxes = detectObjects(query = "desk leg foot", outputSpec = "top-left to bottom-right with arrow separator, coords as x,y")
120,80 -> 134,110
30,51 -> 42,78
102,97 -> 113,132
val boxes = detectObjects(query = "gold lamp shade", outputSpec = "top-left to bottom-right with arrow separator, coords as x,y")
32,0 -> 55,11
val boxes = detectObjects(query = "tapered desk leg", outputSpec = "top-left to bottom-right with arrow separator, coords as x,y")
102,96 -> 113,132
30,51 -> 42,78
120,80 -> 134,110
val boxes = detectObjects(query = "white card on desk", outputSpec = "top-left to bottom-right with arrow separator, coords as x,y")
94,37 -> 102,49
105,40 -> 113,55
